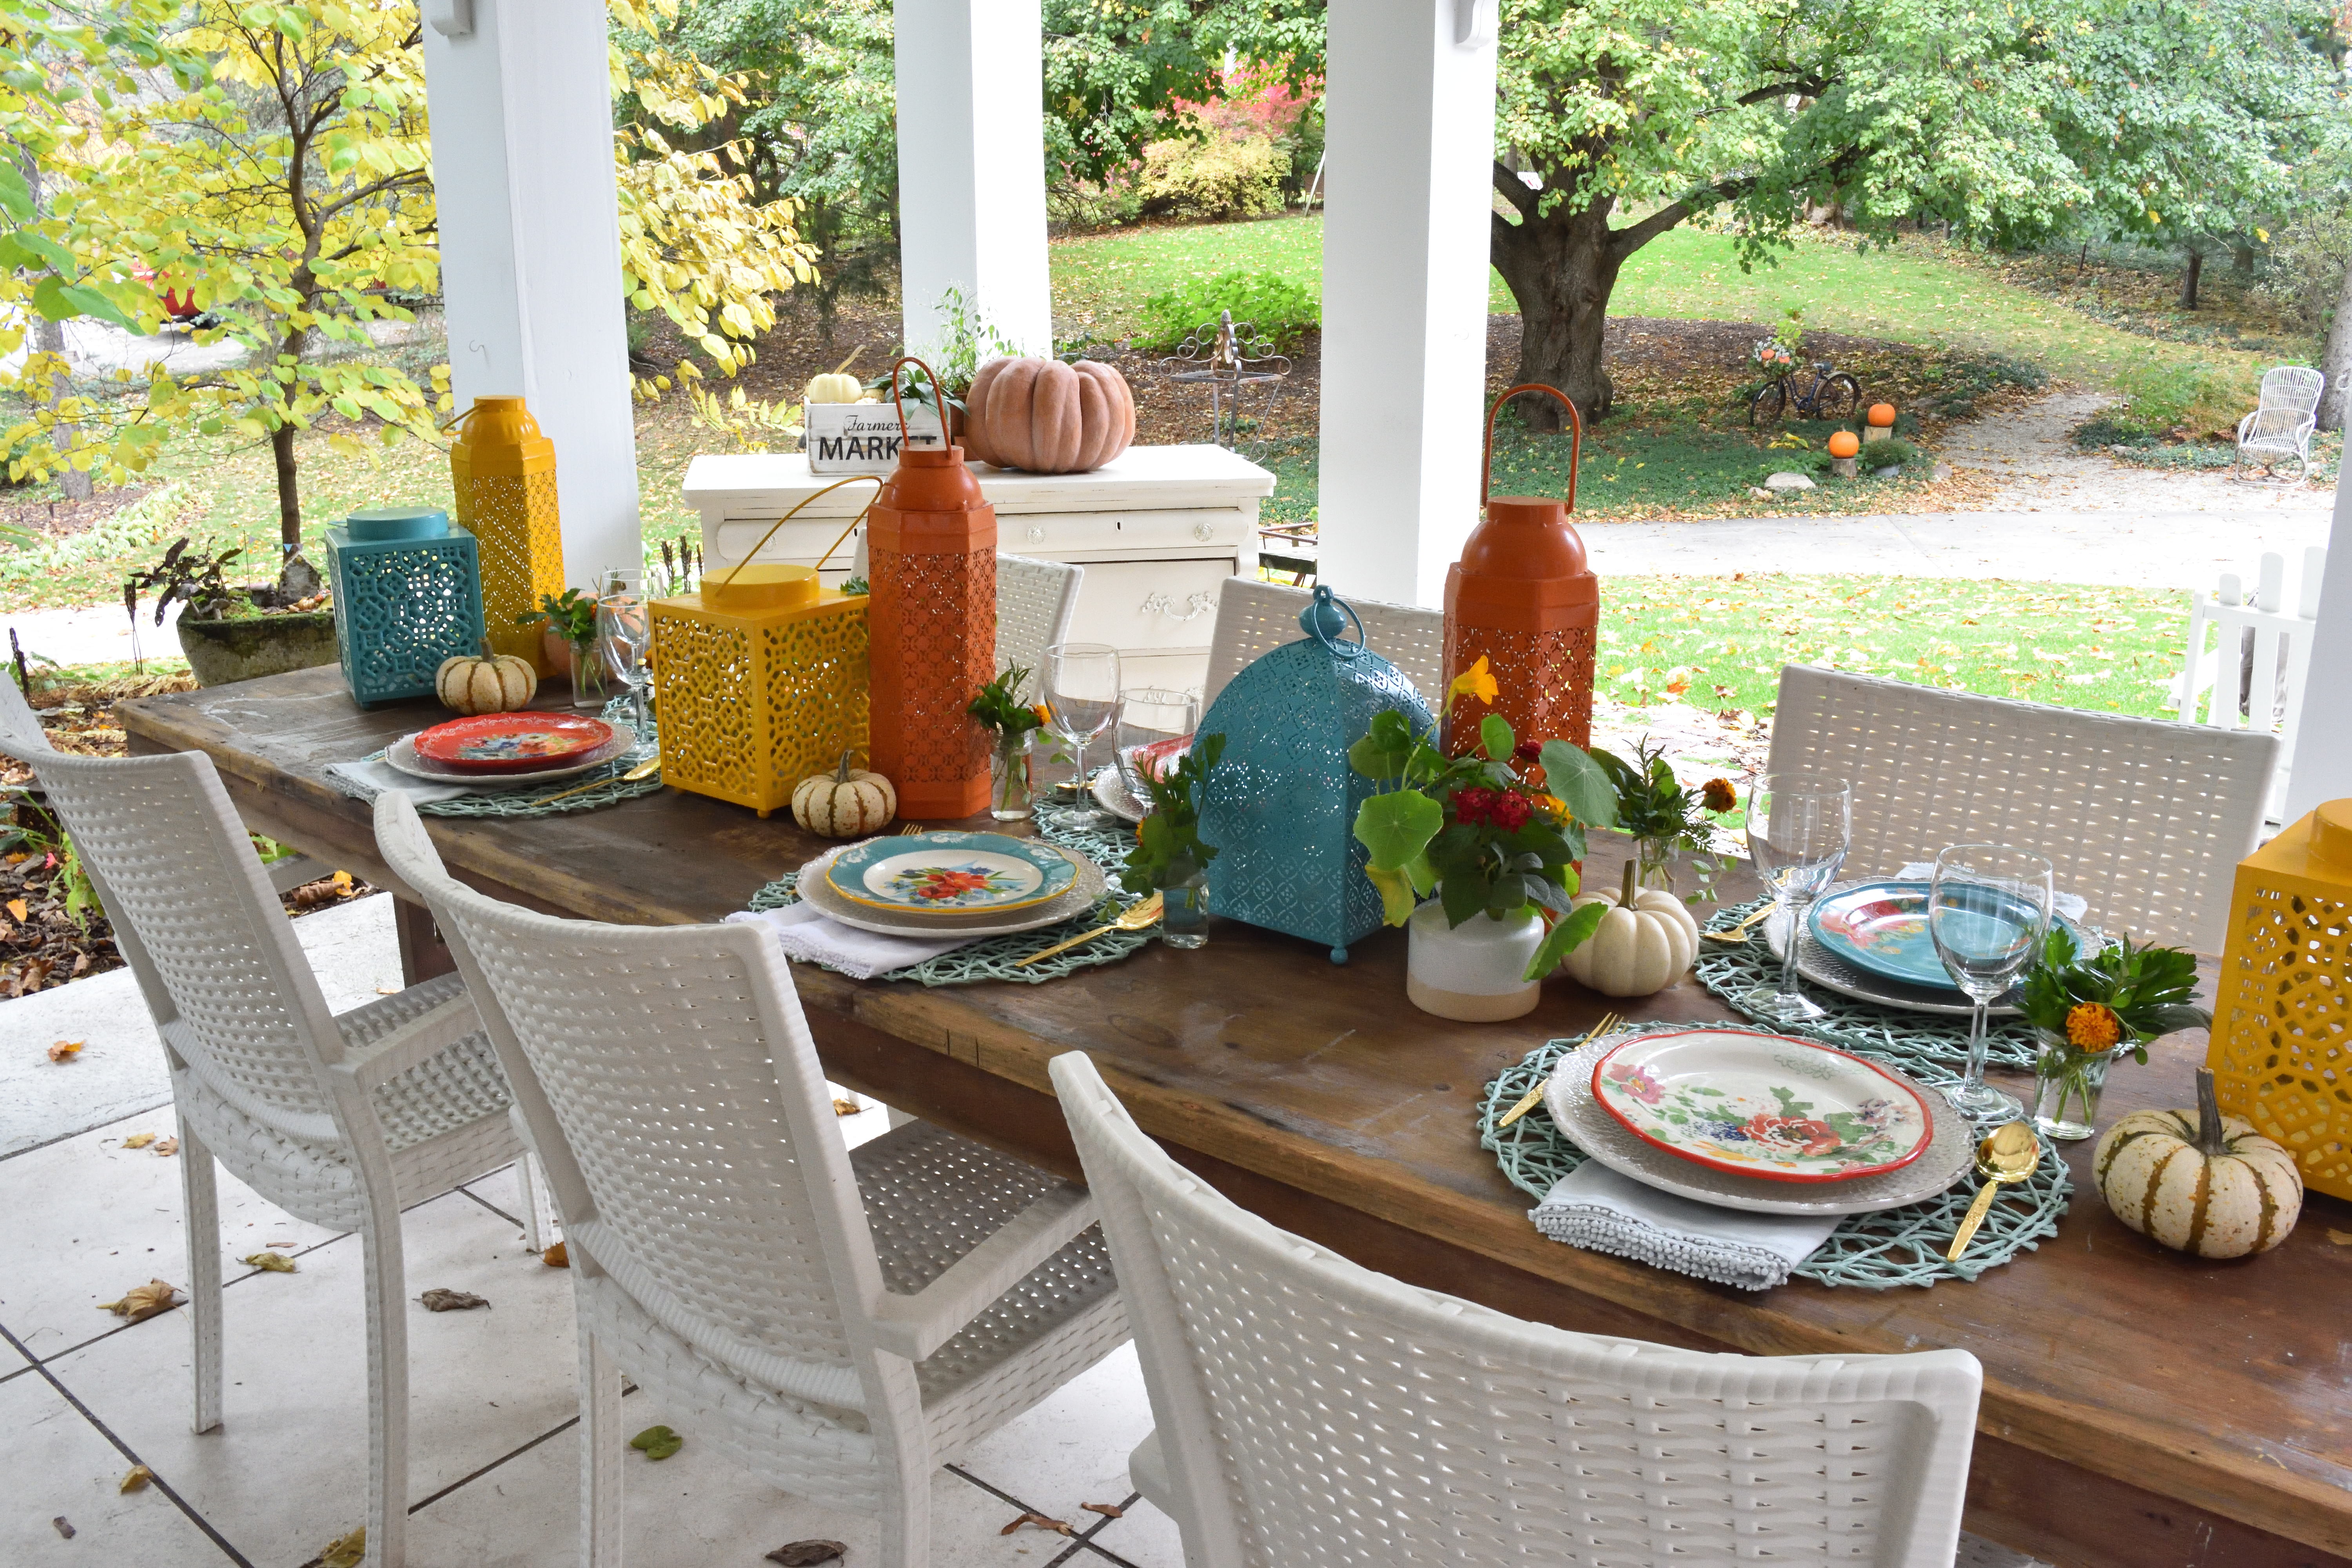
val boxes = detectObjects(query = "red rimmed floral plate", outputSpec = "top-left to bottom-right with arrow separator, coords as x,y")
413,713 -> 616,774
1590,1029 -> 1934,1183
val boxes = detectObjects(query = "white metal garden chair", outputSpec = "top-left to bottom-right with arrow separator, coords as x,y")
1768,665 -> 2276,952
1204,577 -> 1446,707
371,790 -> 1128,1568
995,551 -> 1084,682
1048,1051 -> 1984,1568
2234,366 -> 2325,481
0,676 -> 545,1568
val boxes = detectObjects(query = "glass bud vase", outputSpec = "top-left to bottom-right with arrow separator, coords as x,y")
2031,1029 -> 2121,1141
568,636 -> 608,711
1161,869 -> 1210,949
990,731 -> 1034,820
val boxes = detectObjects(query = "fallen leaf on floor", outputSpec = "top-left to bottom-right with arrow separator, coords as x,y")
120,1465 -> 153,1494
1081,1501 -> 1125,1518
375,985 -> 399,995
122,1132 -> 158,1149
2329,1229 -> 2352,1246
320,1527 -> 365,1568
543,1241 -> 569,1268
241,1252 -> 296,1273
765,1542 -> 846,1566
832,1098 -> 860,1116
1000,1512 -> 1073,1536
629,1425 -> 682,1461
153,1137 -> 178,1157
48,1040 -> 82,1063
332,869 -> 356,896
97,1279 -> 181,1322
53,1517 -> 74,1539
418,1288 -> 489,1311
7,898 -> 26,922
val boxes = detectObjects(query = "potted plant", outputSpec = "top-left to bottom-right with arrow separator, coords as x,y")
1348,657 -> 1617,1021
2018,928 -> 2211,1140
125,537 -> 338,688
967,664 -> 1049,820
517,590 -> 605,709
1120,733 -> 1224,948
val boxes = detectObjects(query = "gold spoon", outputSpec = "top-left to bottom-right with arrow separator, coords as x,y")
1945,1120 -> 2040,1261
534,757 -> 660,807
1015,891 -> 1164,966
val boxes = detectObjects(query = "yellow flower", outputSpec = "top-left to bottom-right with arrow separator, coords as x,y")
2064,1002 -> 2123,1051
1448,655 -> 1499,710
1700,778 -> 1737,814
1538,794 -> 1568,822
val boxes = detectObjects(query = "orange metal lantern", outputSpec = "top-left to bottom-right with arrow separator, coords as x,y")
865,358 -> 997,819
450,396 -> 565,672
1443,384 -> 1599,755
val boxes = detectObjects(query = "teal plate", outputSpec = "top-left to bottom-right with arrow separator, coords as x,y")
824,831 -> 1078,915
1808,881 -> 2084,993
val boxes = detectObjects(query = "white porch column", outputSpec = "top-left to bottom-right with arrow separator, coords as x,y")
893,0 -> 1054,360
1315,0 -> 1499,608
2283,461 -> 2352,820
421,0 -> 640,589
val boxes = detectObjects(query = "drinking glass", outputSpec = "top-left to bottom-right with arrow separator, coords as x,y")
1929,843 -> 2053,1125
1042,642 -> 1122,824
1740,771 -> 1851,1023
598,592 -> 652,746
1112,687 -> 1199,805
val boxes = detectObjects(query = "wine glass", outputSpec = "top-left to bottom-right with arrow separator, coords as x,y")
1929,844 -> 2053,1125
1740,771 -> 1851,1023
1042,642 -> 1122,824
597,591 -> 652,748
1112,687 -> 1198,806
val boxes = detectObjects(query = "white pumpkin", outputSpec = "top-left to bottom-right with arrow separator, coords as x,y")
2094,1068 -> 2302,1259
434,644 -> 537,715
804,372 -> 864,405
791,752 -> 897,838
1557,861 -> 1702,997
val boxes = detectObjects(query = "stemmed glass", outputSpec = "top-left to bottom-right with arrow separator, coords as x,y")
1112,687 -> 1198,804
597,590 -> 652,748
1042,642 -> 1122,824
1740,771 -> 1852,1024
1929,844 -> 2053,1125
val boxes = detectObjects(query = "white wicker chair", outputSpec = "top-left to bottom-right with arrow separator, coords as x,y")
1767,665 -> 2276,952
0,677 -> 543,1568
996,552 -> 1083,684
1203,578 -> 1446,708
370,791 -> 1128,1568
2234,367 -> 2324,482
1048,1052 -> 1983,1568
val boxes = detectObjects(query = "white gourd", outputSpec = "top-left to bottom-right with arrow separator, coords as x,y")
1557,860 -> 1702,997
433,644 -> 537,715
2094,1068 -> 2302,1258
804,372 -> 864,405
791,752 -> 897,838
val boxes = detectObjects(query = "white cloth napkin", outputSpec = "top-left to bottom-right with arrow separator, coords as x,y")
1531,1163 -> 1839,1291
725,902 -> 973,981
325,757 -> 477,804
1893,864 -> 2087,924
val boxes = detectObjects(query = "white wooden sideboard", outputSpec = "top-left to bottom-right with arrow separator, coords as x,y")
682,444 -> 1276,689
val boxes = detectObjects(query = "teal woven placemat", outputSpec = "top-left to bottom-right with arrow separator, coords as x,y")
1479,1023 -> 2071,1288
746,801 -> 1153,987
1694,895 -> 2038,1076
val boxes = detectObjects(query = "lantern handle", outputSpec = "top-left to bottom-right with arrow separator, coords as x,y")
886,355 -> 951,452
717,474 -> 882,590
1481,384 -> 1584,514
1302,584 -> 1367,660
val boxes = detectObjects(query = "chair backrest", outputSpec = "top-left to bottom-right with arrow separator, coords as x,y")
1049,1051 -> 1982,1568
2259,366 -> 2324,416
372,792 -> 891,1412
995,552 -> 1084,686
0,673 -> 349,1141
1204,578 -> 1445,708
1768,666 -> 2275,951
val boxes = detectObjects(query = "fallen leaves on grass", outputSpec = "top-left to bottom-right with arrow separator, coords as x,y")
120,1465 -> 153,1494
629,1425 -> 682,1461
48,1039 -> 81,1062
123,1132 -> 157,1149
1081,1501 -> 1125,1518
98,1279 -> 181,1322
320,1526 -> 366,1568
7,898 -> 25,921
241,1252 -> 297,1273
765,1542 -> 846,1566
543,1241 -> 569,1267
1001,1511 -> 1073,1536
418,1288 -> 489,1311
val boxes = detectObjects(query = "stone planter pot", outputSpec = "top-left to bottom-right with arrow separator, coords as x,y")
176,611 -> 339,687
1406,901 -> 1543,1022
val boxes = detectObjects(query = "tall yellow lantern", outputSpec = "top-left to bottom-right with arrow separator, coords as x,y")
2207,797 -> 2352,1201
450,396 -> 564,670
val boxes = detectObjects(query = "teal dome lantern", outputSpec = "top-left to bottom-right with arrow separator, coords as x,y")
1197,586 -> 1435,962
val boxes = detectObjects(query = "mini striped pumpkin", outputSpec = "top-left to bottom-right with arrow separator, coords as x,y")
2094,1068 -> 2302,1258
791,752 -> 896,838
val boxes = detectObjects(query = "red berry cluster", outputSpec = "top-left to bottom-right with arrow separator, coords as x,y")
1451,787 -> 1534,833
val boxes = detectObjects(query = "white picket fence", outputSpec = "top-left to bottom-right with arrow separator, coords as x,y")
2177,545 -> 2326,822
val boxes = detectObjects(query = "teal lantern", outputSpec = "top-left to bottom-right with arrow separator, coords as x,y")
1198,586 -> 1435,962
325,507 -> 485,706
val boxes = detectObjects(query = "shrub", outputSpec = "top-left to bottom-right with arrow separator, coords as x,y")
1047,180 -> 1142,234
1136,270 -> 1319,352
1137,133 -> 1289,223
2257,211 -> 2351,337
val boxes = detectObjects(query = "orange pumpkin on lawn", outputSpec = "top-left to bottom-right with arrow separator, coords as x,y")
1828,430 -> 1861,459
1867,403 -> 1897,428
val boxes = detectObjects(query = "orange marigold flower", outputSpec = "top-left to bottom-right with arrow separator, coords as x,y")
1700,778 -> 1737,814
2065,1002 -> 2123,1051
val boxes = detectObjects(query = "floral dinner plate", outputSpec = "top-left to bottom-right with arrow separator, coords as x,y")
824,831 -> 1079,915
1808,881 -> 2087,993
1590,1029 -> 1935,1183
412,713 -> 616,774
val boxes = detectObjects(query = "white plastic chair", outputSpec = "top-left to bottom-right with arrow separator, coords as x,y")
1049,1051 -> 1983,1568
371,791 -> 1127,1567
0,677 -> 544,1568
996,551 -> 1084,685
2234,367 -> 2324,481
1767,665 -> 2276,952
1203,577 -> 1446,708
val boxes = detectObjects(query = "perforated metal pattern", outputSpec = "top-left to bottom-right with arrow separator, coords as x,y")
650,596 -> 869,815
459,470 -> 564,664
869,543 -> 994,814
326,529 -> 485,705
762,608 -> 869,793
2211,882 -> 2352,1200
1444,622 -> 1596,750
653,611 -> 757,802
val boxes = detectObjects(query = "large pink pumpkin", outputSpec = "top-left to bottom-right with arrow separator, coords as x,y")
963,357 -> 1136,474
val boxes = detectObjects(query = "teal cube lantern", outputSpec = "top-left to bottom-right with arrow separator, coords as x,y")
325,507 -> 485,706
1198,586 -> 1436,962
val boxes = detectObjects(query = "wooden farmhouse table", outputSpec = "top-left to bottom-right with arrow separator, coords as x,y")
120,667 -> 2352,1568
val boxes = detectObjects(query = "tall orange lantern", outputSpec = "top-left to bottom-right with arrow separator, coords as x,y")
1443,384 -> 1599,754
866,359 -> 996,819
450,395 -> 565,671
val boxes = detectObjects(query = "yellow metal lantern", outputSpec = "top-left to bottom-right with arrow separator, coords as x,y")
451,396 -> 565,670
2207,797 -> 2352,1201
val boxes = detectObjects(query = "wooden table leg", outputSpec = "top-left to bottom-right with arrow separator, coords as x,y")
394,895 -> 457,985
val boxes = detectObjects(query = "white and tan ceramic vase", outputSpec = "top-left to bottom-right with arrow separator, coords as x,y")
1406,900 -> 1543,1022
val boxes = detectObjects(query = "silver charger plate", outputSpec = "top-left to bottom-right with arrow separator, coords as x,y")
795,842 -> 1108,938
1539,1029 -> 1974,1216
1092,767 -> 1145,824
385,730 -> 634,789
1761,887 -> 2018,1019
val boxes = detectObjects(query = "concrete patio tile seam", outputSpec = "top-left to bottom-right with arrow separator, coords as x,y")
0,1317 -> 256,1568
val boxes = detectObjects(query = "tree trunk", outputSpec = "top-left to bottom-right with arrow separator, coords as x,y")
2179,249 -> 2203,310
270,423 -> 302,555
2318,255 -> 2352,433
1490,190 -> 1625,432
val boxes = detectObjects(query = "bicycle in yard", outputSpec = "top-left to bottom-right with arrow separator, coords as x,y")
1748,357 -> 1863,427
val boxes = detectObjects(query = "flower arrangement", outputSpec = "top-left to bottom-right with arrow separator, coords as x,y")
1348,657 -> 1619,982
967,665 -> 1051,817
517,588 -> 599,645
1121,734 -> 1225,893
1585,737 -> 1736,898
1751,338 -> 1797,372
2019,927 -> 2210,1131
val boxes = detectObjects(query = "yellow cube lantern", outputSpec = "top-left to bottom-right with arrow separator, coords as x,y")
451,396 -> 565,670
2207,797 -> 2352,1201
649,564 -> 869,817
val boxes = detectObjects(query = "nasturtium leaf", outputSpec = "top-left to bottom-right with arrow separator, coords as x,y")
1353,789 -> 1443,872
1524,900 -> 1611,982
1539,741 -> 1617,829
1479,713 -> 1514,763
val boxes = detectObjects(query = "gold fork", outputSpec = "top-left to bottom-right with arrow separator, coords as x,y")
1015,891 -> 1164,967
898,821 -> 929,835
532,757 -> 660,808
1700,904 -> 1779,944
1495,1011 -> 1624,1129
